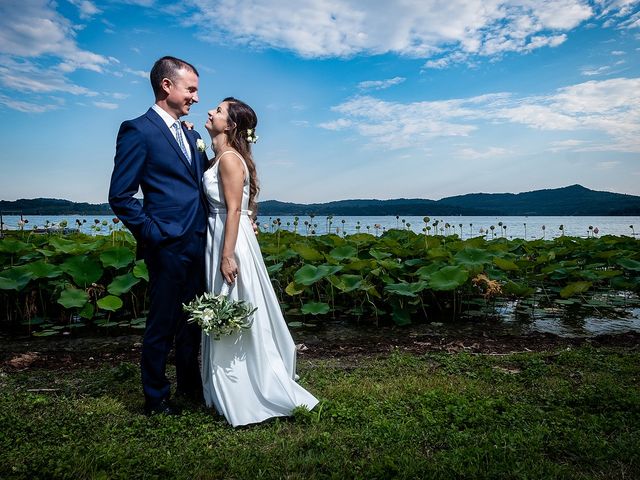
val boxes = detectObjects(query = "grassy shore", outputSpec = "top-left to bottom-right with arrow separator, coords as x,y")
1,346 -> 638,479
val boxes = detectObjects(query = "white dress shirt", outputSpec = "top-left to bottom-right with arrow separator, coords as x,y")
151,104 -> 192,162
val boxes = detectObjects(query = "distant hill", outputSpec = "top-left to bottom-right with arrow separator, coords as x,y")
0,198 -> 113,215
2,185 -> 639,216
438,184 -> 640,216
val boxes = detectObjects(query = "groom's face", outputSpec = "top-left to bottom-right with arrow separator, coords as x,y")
165,68 -> 199,118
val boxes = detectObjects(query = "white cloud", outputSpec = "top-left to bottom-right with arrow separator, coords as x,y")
581,65 -> 611,75
457,146 -> 510,159
0,94 -> 60,113
0,0 -> 110,72
549,139 -> 587,151
596,160 -> 620,169
322,77 -> 640,152
183,0 -> 637,66
318,118 -> 353,130
611,50 -> 626,55
0,56 -> 98,96
68,0 -> 102,19
93,101 -> 119,110
358,76 -> 406,91
124,67 -> 149,78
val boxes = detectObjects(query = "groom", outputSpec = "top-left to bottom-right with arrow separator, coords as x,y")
109,56 -> 209,415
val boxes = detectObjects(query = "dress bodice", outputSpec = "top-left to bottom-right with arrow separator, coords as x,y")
202,151 -> 251,214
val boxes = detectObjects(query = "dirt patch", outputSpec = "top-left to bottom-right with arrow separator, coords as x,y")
1,330 -> 638,372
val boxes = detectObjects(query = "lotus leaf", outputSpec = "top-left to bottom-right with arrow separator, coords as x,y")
454,248 -> 493,267
391,305 -> 412,326
24,260 -> 63,279
57,287 -> 89,309
0,266 -> 33,291
79,302 -> 95,319
100,247 -> 135,269
427,247 -> 450,260
429,266 -> 469,291
132,260 -> 149,281
267,262 -> 284,275
285,281 -> 306,295
560,281 -> 592,298
616,258 -> 640,271
301,302 -> 330,315
61,256 -> 103,287
48,237 -> 83,254
415,263 -> 444,279
369,249 -> 392,261
329,245 -> 358,261
342,259 -> 374,273
328,274 -> 363,293
493,257 -> 519,271
97,295 -> 124,311
384,281 -> 428,297
292,243 -> 324,262
0,238 -> 29,254
108,273 -> 141,295
294,264 -> 343,285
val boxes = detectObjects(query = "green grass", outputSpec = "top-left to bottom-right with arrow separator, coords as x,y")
1,347 -> 639,479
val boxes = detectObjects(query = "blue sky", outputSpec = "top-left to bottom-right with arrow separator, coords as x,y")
0,0 -> 639,204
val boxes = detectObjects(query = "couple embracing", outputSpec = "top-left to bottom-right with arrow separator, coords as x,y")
108,56 -> 318,427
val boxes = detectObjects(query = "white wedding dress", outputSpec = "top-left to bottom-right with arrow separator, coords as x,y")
201,151 -> 318,427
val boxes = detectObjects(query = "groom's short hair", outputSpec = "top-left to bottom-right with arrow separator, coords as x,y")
150,56 -> 199,98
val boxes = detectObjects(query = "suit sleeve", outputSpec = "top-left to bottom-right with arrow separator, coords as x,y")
108,120 -> 165,247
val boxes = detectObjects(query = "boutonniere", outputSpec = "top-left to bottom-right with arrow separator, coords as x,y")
196,139 -> 206,152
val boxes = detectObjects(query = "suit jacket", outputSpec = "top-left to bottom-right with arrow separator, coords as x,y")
108,108 -> 209,252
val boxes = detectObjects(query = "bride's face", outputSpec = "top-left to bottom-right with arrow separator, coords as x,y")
205,101 -> 231,135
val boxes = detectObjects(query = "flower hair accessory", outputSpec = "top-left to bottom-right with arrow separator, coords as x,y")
246,128 -> 259,144
196,138 -> 206,152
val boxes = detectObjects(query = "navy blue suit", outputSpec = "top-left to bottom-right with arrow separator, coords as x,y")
109,107 -> 209,408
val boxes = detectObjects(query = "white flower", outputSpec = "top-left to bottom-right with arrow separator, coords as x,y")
246,129 -> 259,144
196,138 -> 206,152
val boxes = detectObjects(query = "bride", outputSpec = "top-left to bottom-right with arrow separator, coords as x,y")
201,97 -> 318,427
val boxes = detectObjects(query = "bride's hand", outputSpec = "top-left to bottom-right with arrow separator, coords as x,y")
221,256 -> 238,284
182,120 -> 194,130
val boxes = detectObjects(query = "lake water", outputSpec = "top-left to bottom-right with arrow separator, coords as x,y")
2,214 -> 638,239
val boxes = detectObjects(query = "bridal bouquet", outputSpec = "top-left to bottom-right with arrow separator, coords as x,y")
183,290 -> 256,340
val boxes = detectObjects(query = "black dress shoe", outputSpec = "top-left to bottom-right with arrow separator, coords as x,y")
144,399 -> 181,416
175,389 -> 205,407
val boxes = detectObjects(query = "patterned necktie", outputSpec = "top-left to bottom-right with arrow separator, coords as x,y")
173,121 -> 191,164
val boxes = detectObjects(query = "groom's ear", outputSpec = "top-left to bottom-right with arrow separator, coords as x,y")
160,77 -> 172,96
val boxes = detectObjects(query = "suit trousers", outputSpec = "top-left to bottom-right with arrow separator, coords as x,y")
141,232 -> 205,407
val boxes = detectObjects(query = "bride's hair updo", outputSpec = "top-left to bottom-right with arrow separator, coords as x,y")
223,97 -> 260,215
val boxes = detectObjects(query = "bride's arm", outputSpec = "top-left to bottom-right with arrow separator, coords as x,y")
218,152 -> 246,284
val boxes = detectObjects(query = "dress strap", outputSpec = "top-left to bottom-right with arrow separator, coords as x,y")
217,150 -> 249,182
209,207 -> 253,216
